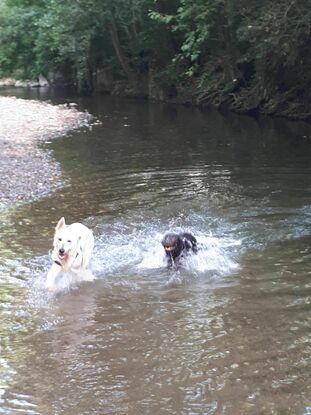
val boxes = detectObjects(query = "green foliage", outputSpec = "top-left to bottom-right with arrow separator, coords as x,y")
149,0 -> 311,115
0,1 -> 40,78
0,0 -> 155,90
0,0 -> 310,116
149,0 -> 220,67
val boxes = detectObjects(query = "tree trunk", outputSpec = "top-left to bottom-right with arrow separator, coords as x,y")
107,15 -> 133,81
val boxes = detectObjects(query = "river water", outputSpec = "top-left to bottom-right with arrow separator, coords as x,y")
0,89 -> 310,414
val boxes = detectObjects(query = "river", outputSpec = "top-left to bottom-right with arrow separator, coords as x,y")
0,88 -> 310,414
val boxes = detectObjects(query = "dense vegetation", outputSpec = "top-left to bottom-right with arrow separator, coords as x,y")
0,0 -> 310,118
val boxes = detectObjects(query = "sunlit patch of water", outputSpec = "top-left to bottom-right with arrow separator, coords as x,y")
2,392 -> 40,415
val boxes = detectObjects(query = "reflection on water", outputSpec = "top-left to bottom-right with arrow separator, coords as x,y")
0,91 -> 311,414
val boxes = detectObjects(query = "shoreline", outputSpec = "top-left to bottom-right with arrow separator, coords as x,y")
0,96 -> 92,209
1,80 -> 310,123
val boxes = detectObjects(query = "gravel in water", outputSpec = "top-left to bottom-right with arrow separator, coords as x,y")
0,96 -> 92,208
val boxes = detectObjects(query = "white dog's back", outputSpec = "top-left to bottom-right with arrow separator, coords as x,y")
63,222 -> 94,268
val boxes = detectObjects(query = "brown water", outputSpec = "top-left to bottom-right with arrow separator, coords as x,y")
0,90 -> 310,414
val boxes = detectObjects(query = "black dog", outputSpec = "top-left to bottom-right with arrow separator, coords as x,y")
162,232 -> 197,266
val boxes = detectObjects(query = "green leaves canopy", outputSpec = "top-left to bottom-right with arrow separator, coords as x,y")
0,0 -> 310,117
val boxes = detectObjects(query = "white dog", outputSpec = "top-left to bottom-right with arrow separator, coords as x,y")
45,217 -> 95,291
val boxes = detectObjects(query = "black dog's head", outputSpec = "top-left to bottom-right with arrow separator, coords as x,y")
162,233 -> 183,259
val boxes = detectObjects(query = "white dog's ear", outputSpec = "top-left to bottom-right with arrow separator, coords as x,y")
76,235 -> 84,264
77,235 -> 84,255
55,217 -> 66,231
78,234 -> 93,268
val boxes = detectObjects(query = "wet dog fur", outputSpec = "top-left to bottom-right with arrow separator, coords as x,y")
45,217 -> 94,291
162,232 -> 197,266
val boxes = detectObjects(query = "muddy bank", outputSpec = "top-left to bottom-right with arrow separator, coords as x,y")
0,96 -> 92,208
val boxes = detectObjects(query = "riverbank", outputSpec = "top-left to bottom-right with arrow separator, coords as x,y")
106,78 -> 311,122
2,77 -> 310,122
0,96 -> 92,208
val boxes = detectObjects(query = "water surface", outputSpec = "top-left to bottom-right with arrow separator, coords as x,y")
0,90 -> 310,414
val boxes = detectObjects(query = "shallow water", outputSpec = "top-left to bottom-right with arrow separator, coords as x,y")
0,90 -> 311,414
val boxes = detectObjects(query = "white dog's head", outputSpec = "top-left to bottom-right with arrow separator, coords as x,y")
46,217 -> 94,291
52,217 -> 80,263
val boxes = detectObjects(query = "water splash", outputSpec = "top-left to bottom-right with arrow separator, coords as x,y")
92,218 -> 241,279
0,210 -> 243,294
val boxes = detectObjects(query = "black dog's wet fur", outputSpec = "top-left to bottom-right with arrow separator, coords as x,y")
162,232 -> 197,266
